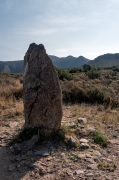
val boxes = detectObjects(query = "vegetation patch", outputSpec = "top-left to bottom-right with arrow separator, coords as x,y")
92,131 -> 107,147
56,68 -> 73,80
98,161 -> 117,172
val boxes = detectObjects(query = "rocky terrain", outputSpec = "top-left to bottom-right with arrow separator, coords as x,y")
0,68 -> 119,180
0,103 -> 119,180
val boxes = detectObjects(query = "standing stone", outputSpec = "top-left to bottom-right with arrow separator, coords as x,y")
23,43 -> 62,131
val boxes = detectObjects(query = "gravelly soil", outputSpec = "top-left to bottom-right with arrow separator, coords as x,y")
0,105 -> 119,180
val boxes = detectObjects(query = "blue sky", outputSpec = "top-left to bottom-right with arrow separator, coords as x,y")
0,0 -> 119,61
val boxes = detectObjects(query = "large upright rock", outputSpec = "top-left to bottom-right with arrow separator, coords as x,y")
23,43 -> 62,131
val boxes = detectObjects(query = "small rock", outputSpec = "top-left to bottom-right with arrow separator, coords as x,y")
77,117 -> 87,124
94,150 -> 102,157
47,157 -> 52,161
80,143 -> 89,149
91,144 -> 98,149
75,170 -> 84,175
85,158 -> 95,164
87,125 -> 96,135
78,125 -> 85,129
68,122 -> 76,128
68,136 -> 79,147
80,138 -> 89,143
66,170 -> 73,176
85,173 -> 94,177
111,110 -> 118,113
28,163 -> 39,169
77,153 -> 85,159
34,148 -> 50,156
85,154 -> 92,158
87,163 -> 98,170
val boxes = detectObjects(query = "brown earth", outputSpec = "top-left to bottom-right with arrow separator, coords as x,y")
0,103 -> 119,180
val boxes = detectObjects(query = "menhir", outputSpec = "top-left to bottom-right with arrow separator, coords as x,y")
23,43 -> 62,131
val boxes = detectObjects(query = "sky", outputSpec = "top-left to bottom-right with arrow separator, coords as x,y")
0,0 -> 119,61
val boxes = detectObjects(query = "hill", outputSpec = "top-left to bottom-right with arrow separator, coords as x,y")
0,53 -> 119,73
0,55 -> 89,73
0,60 -> 23,73
49,55 -> 89,68
88,53 -> 119,67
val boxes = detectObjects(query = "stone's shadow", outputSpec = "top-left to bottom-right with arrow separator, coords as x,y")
0,140 -> 60,180
0,128 -> 65,180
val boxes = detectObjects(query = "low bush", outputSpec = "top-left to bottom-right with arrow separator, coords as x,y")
83,64 -> 92,72
110,71 -> 117,77
86,88 -> 104,104
69,67 -> 82,73
92,131 -> 107,147
62,86 -> 86,103
86,69 -> 101,79
56,68 -> 73,81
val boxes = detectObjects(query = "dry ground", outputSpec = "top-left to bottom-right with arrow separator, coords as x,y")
0,71 -> 119,180
0,101 -> 119,180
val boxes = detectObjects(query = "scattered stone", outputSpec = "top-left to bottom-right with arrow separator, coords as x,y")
75,170 -> 84,175
34,148 -> 50,156
85,158 -> 95,164
47,157 -> 52,161
111,110 -> 118,113
78,125 -> 85,129
94,150 -> 102,157
68,136 -> 79,147
77,117 -> 87,124
80,143 -> 89,149
28,163 -> 39,169
91,144 -> 98,149
80,138 -> 89,143
77,153 -> 86,159
68,122 -> 77,128
23,43 -> 62,131
85,154 -> 92,158
87,163 -> 98,170
87,125 -> 96,135
66,170 -> 73,176
85,173 -> 94,177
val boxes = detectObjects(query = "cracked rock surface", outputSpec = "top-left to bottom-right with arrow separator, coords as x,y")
23,43 -> 62,130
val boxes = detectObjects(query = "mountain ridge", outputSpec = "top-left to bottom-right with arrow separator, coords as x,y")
0,53 -> 119,73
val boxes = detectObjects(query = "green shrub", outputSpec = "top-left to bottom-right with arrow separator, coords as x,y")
62,86 -> 86,103
110,71 -> 117,77
103,96 -> 111,108
83,64 -> 92,72
86,69 -> 101,79
56,68 -> 73,81
86,88 -> 104,104
112,66 -> 119,72
69,67 -> 82,73
92,132 -> 107,147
